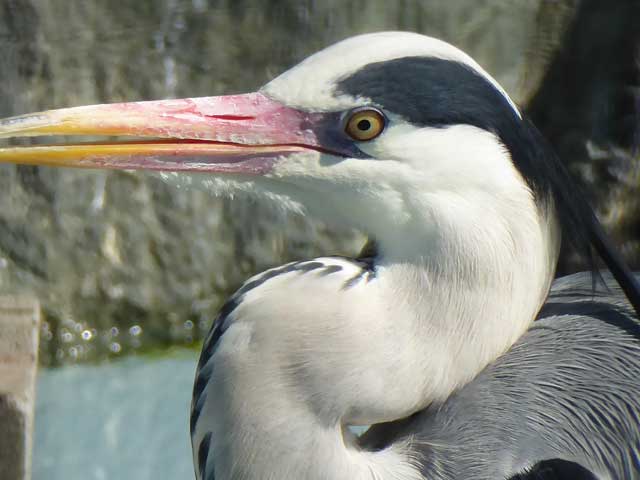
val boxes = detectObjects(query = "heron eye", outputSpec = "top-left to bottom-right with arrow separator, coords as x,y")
345,108 -> 385,141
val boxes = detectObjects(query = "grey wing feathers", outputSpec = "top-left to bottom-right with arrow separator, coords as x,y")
362,272 -> 640,479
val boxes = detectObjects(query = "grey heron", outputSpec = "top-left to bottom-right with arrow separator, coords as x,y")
0,31 -> 639,479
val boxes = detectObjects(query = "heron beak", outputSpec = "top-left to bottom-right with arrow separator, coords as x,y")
0,93 -> 322,174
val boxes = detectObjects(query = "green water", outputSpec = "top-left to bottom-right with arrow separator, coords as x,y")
34,351 -> 197,479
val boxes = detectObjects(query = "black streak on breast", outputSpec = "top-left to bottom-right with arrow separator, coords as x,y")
508,459 -> 598,479
198,432 -> 212,480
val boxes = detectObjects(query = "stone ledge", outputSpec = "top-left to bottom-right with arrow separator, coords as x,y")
0,295 -> 40,480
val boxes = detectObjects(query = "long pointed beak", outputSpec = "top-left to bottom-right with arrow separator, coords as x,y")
0,93 -> 323,174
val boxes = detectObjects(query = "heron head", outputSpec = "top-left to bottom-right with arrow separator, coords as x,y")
0,32 -> 559,251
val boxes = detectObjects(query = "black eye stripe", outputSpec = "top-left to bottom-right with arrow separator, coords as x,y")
335,55 -> 602,296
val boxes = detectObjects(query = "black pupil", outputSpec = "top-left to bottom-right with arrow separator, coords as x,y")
357,118 -> 372,131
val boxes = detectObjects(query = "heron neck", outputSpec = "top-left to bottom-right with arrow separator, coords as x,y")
368,191 -> 560,401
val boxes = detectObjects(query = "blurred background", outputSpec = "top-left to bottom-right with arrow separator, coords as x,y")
0,0 -> 638,478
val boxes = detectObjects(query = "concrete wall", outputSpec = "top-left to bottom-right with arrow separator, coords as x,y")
0,296 -> 40,480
